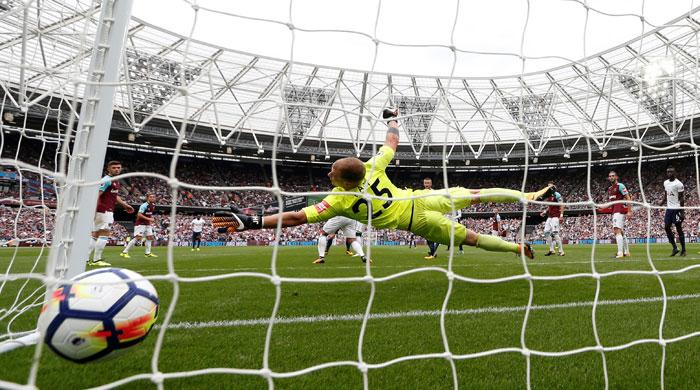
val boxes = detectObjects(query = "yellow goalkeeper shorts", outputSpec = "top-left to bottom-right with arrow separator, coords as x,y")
400,188 -> 473,246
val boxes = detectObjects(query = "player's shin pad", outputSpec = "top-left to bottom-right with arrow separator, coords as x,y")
212,211 -> 262,233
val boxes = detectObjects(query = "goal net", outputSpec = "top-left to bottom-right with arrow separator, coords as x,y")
2,0 -> 700,388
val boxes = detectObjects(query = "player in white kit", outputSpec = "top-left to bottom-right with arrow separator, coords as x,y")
314,215 -> 369,264
443,210 -> 465,255
661,166 -> 686,256
191,215 -> 205,251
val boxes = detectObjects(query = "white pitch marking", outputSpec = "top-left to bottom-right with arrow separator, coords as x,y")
157,293 -> 700,330
134,257 -> 700,274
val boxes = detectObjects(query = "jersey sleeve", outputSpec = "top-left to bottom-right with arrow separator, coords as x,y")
618,183 -> 628,196
138,203 -> 148,214
302,194 -> 342,224
678,181 -> 685,193
98,176 -> 111,192
364,146 -> 395,173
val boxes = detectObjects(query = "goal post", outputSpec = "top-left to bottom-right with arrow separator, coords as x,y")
0,0 -> 135,357
47,0 -> 135,280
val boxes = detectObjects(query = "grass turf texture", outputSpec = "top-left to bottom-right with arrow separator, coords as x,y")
2,244 -> 700,389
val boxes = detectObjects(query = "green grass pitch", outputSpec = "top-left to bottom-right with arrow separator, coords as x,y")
2,243 -> 700,389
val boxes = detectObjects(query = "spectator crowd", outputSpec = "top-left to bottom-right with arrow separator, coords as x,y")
3,146 -> 700,246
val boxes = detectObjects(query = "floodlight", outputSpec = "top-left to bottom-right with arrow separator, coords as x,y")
642,56 -> 675,85
392,95 -> 438,147
501,93 -> 554,140
282,85 -> 334,144
0,0 -> 17,12
125,49 -> 201,117
2,111 -> 15,124
619,58 -> 676,124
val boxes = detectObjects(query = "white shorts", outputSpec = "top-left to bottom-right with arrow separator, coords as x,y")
491,230 -> 499,236
544,217 -> 560,234
134,225 -> 154,237
612,213 -> 626,230
93,212 -> 114,231
322,216 -> 362,238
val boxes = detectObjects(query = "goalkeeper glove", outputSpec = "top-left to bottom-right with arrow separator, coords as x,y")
212,207 -> 263,233
382,107 -> 398,123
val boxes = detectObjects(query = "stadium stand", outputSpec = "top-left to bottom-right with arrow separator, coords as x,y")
2,146 -> 698,245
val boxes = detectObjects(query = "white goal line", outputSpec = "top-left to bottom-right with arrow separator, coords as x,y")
158,292 -> 700,330
133,256 -> 700,273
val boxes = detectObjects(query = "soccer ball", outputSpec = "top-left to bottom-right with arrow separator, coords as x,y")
38,268 -> 159,363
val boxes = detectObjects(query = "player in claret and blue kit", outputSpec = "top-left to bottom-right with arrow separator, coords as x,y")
661,166 -> 686,257
490,208 -> 501,237
213,109 -> 556,259
541,182 -> 565,256
600,171 -> 631,259
88,161 -> 134,267
121,193 -> 158,259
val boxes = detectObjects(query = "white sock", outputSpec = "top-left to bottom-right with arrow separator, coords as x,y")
89,236 -> 96,252
623,236 -> 629,254
317,235 -> 327,258
145,240 -> 152,255
615,234 -> 624,255
546,234 -> 553,251
123,238 -> 137,254
94,237 -> 108,261
351,238 -> 365,257
554,234 -> 563,253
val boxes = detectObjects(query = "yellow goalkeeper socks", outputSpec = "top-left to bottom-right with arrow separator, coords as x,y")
477,188 -> 523,204
476,234 -> 519,254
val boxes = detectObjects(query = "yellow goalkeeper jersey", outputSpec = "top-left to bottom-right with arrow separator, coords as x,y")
303,146 -> 413,229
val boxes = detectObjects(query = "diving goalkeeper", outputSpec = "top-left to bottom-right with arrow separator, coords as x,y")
214,109 -> 554,259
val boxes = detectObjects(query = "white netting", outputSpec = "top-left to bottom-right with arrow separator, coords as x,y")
2,0 -> 700,388
0,0 -> 93,375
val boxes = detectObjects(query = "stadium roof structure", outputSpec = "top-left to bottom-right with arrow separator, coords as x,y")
2,0 -> 700,166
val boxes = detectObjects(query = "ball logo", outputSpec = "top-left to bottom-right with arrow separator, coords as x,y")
71,337 -> 85,346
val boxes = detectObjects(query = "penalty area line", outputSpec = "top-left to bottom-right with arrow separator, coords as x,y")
157,293 -> 700,330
